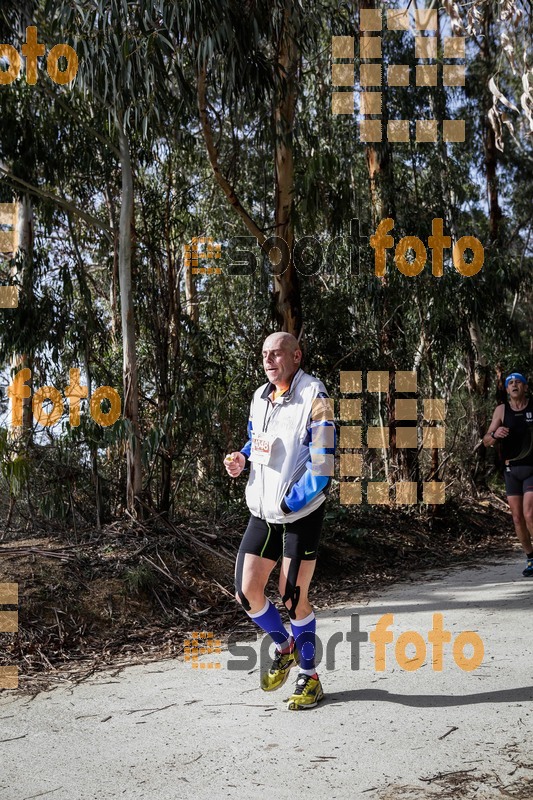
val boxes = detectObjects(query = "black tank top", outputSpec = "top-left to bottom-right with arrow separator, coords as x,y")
502,398 -> 533,465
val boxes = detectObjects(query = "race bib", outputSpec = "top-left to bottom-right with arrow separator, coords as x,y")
249,431 -> 276,465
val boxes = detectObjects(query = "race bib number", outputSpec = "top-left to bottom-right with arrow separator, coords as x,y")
249,432 -> 276,465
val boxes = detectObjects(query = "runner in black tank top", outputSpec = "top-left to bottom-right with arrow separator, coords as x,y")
483,373 -> 533,577
501,399 -> 533,466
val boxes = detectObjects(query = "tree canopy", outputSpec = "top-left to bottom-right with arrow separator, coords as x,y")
0,0 -> 532,526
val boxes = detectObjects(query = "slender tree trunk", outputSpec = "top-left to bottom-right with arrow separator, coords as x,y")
272,0 -> 302,336
468,318 -> 489,395
84,350 -> 102,529
467,1 -> 499,399
467,4 -> 501,482
117,122 -> 142,513
184,249 -> 199,324
360,0 -> 412,482
360,0 -> 395,227
196,2 -> 303,336
466,1 -> 497,400
427,346 -> 442,512
423,0 -> 455,236
11,195 -> 33,438
481,5 -> 502,243
104,186 -> 120,342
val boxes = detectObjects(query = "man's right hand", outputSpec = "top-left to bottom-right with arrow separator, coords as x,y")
493,426 -> 510,439
224,452 -> 246,477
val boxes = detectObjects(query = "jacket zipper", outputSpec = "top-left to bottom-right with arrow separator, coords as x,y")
259,396 -> 280,519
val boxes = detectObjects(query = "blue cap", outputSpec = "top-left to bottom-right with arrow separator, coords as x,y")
505,372 -> 527,388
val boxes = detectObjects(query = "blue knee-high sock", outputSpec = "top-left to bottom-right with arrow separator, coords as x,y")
291,611 -> 316,672
248,599 -> 291,648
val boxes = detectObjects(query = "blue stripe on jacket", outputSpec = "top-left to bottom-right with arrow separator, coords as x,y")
281,419 -> 336,513
240,418 -> 253,460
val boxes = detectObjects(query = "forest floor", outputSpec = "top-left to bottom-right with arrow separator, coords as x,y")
0,492 -> 520,696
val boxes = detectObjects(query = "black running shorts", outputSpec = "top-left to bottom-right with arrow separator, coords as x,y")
238,503 -> 325,562
504,464 -> 533,497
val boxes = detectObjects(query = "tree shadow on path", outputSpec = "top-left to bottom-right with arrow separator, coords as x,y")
324,685 -> 533,707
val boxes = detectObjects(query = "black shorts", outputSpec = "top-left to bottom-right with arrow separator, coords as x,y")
504,464 -> 533,497
238,503 -> 325,562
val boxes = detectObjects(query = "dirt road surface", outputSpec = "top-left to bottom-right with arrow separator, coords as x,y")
1,556 -> 532,799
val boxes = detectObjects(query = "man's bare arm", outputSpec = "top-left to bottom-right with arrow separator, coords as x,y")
482,404 -> 508,447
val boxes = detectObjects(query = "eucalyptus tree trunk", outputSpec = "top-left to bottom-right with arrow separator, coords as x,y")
117,122 -> 142,513
84,350 -> 102,529
359,0 -> 413,483
272,0 -> 302,336
158,213 -> 182,517
360,0 -> 395,227
11,195 -> 34,438
197,0 -> 303,336
466,2 -> 497,400
184,256 -> 199,324
481,4 -> 502,243
468,4 -> 501,482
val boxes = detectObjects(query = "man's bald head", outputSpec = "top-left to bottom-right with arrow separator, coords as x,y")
262,333 -> 302,388
262,332 -> 300,354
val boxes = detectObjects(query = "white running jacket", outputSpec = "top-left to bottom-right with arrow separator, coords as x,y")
240,369 -> 335,523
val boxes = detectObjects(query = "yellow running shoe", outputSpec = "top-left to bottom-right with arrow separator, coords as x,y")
261,643 -> 299,691
287,673 -> 324,710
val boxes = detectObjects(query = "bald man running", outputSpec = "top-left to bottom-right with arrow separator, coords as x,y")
224,333 -> 335,710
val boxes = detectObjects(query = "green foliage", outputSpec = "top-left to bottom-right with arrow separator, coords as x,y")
0,431 -> 31,497
122,564 -> 157,596
0,0 -> 532,525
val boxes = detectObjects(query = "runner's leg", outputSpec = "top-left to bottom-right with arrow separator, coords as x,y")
522,484 -> 533,576
279,506 -> 325,708
279,558 -> 317,621
280,559 -> 317,669
235,517 -> 291,647
507,495 -> 532,553
280,555 -> 324,709
279,505 -> 323,674
236,552 -> 277,614
521,484 -> 533,549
